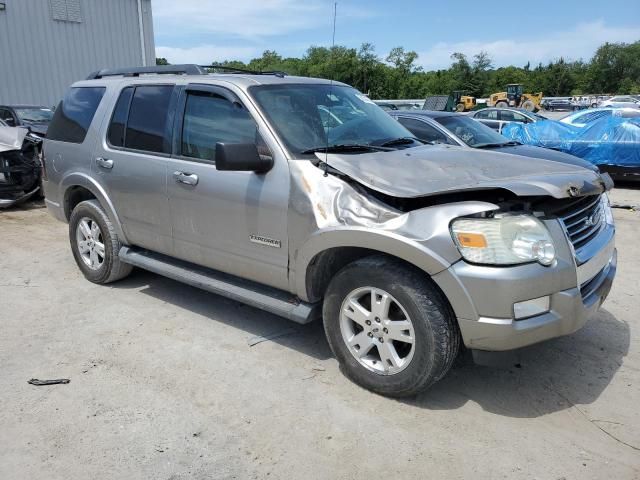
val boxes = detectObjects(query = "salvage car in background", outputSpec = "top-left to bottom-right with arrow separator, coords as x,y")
0,125 -> 42,207
0,105 -> 54,138
543,98 -> 578,111
599,96 -> 640,109
468,107 -> 547,133
560,107 -> 640,127
502,116 -> 640,182
389,110 -> 597,171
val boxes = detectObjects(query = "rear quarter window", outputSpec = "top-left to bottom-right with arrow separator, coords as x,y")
47,86 -> 106,143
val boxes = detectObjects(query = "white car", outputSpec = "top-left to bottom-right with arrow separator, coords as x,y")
560,107 -> 640,127
599,96 -> 640,109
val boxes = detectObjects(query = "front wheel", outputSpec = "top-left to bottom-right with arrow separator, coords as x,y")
323,255 -> 460,397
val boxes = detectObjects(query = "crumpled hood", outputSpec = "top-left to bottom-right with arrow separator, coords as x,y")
320,144 -> 607,199
0,126 -> 28,153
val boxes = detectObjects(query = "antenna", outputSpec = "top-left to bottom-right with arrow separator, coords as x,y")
324,2 -> 338,177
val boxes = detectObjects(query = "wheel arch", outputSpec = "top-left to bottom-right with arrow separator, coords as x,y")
296,229 -> 452,303
61,172 -> 128,243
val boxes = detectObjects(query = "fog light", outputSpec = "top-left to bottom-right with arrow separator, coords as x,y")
513,296 -> 550,319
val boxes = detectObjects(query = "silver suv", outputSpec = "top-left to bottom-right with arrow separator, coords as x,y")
43,65 -> 616,397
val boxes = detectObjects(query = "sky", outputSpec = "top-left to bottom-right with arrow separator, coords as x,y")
153,0 -> 640,70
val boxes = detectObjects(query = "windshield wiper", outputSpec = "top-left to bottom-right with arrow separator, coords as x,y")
378,136 -> 423,147
473,141 -> 521,149
301,144 -> 392,154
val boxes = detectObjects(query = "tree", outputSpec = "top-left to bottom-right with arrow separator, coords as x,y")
155,57 -> 169,65
209,40 -> 639,100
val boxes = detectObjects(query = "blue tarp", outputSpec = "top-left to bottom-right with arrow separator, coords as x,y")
501,117 -> 640,167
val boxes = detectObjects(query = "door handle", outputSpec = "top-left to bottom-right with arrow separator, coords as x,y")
96,157 -> 114,169
173,171 -> 199,186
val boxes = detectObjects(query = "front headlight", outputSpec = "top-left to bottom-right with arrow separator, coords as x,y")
451,214 -> 556,266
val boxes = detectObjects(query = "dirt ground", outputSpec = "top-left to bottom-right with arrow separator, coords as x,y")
1,188 -> 639,480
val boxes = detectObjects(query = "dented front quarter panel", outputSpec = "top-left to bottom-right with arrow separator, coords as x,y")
288,160 -> 499,301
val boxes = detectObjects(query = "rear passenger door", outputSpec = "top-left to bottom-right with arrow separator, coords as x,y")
473,110 -> 501,131
165,84 -> 290,290
93,84 -> 177,255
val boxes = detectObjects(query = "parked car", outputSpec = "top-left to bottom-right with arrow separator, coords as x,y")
468,107 -> 546,133
559,107 -> 640,127
0,124 -> 42,207
389,110 -> 597,171
543,98 -> 578,111
502,116 -> 640,182
598,96 -> 640,109
0,105 -> 54,138
43,65 -> 616,397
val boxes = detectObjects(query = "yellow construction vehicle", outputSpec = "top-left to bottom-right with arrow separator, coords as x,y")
487,84 -> 543,111
452,91 -> 477,112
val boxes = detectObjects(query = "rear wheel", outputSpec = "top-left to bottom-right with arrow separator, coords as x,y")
456,103 -> 465,112
495,101 -> 508,108
69,200 -> 132,284
323,255 -> 460,397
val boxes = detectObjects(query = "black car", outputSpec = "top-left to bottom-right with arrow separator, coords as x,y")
388,110 -> 599,172
544,98 -> 578,112
0,105 -> 54,138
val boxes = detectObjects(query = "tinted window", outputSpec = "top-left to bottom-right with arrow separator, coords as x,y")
125,85 -> 174,153
47,87 -> 105,143
107,87 -> 134,147
0,108 -> 13,122
478,110 -> 498,120
499,110 -> 526,122
397,117 -> 450,144
181,91 -> 257,161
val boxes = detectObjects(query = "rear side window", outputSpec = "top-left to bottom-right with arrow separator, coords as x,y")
47,86 -> 106,143
396,117 -> 450,144
125,85 -> 174,153
107,87 -> 134,147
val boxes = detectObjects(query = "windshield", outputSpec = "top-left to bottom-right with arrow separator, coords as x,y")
14,107 -> 54,123
435,115 -> 507,147
249,84 -> 418,155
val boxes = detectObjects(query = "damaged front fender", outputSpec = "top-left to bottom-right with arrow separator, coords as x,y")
288,161 -> 499,301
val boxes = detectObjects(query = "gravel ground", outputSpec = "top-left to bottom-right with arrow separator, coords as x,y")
1,188 -> 639,480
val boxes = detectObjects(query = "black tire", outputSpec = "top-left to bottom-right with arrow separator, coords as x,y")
69,199 -> 133,284
323,255 -> 460,397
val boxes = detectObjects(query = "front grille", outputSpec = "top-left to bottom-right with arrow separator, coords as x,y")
556,194 -> 604,251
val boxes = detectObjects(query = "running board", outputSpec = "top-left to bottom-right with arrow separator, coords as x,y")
119,247 -> 318,324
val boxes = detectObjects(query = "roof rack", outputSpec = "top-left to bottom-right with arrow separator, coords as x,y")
86,64 -> 287,80
200,65 -> 286,78
86,64 -> 207,80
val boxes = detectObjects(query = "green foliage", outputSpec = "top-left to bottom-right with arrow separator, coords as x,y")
155,39 -> 640,98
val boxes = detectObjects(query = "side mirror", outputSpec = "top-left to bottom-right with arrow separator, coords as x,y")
215,143 -> 273,173
5,118 -> 15,126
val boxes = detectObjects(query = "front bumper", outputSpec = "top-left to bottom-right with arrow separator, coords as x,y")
433,222 -> 616,351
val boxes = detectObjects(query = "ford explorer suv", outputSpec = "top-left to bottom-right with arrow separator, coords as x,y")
43,65 -> 616,397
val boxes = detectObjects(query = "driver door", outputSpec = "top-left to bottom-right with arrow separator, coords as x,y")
165,84 -> 290,291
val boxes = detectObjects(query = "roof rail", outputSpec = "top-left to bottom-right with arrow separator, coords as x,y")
86,64 -> 207,80
200,65 -> 286,78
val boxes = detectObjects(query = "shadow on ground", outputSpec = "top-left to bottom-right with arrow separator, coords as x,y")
111,269 -> 334,361
112,269 -> 629,419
